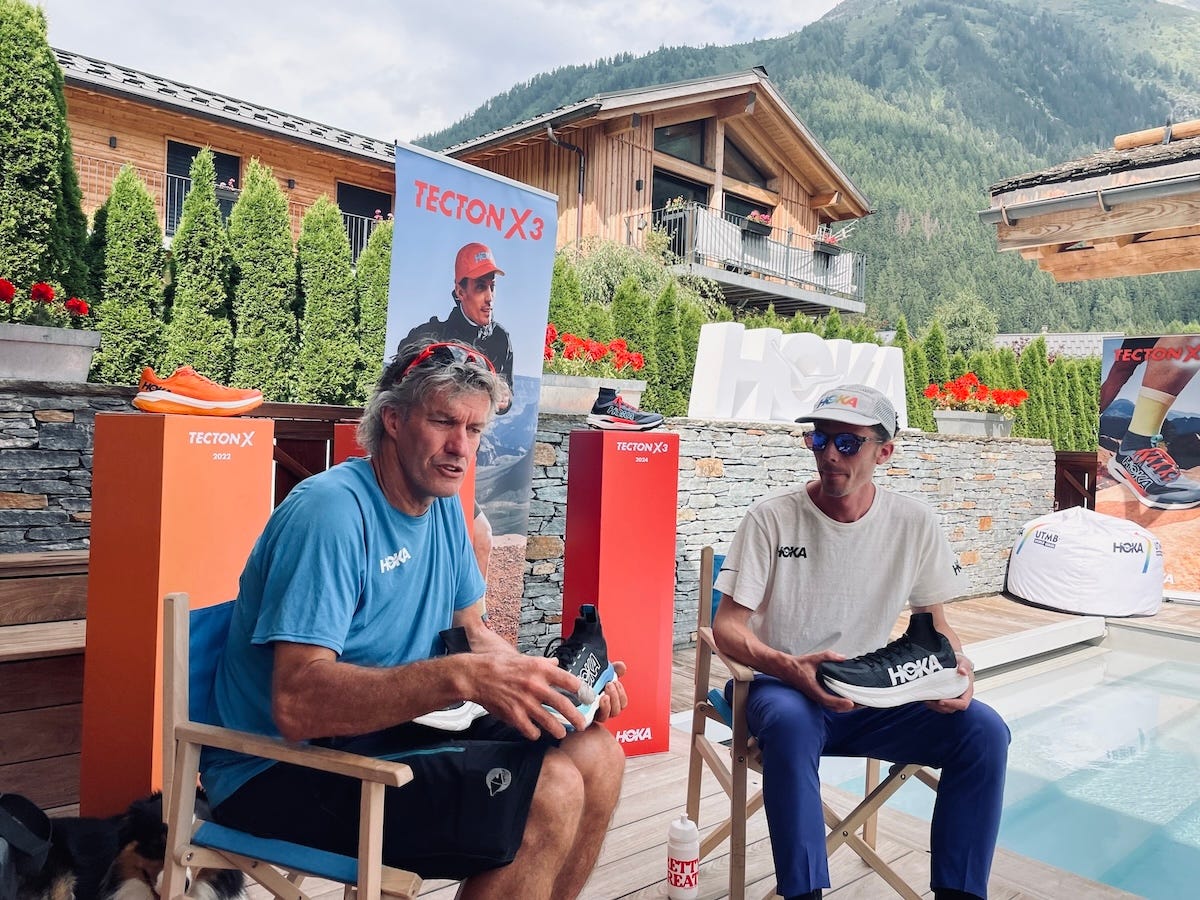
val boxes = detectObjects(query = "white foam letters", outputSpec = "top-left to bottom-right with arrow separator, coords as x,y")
687,323 -> 907,427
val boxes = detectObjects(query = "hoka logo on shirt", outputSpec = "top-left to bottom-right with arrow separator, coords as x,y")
379,546 -> 412,572
887,653 -> 944,686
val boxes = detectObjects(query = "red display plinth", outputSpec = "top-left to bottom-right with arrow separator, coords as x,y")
563,430 -> 679,756
80,414 -> 274,815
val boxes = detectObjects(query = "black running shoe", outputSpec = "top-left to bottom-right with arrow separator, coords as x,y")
586,392 -> 664,431
544,604 -> 617,729
817,613 -> 968,708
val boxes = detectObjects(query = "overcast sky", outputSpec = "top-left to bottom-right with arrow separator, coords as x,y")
39,0 -> 842,142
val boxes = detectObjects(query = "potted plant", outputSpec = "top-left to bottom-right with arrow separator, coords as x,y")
924,372 -> 1028,437
813,222 -> 852,253
0,279 -> 99,382
541,323 -> 648,413
741,210 -> 772,236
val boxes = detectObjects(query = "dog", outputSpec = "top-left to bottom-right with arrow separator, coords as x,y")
16,793 -> 243,900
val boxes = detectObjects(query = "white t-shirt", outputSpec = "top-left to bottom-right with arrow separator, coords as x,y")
714,483 -> 964,658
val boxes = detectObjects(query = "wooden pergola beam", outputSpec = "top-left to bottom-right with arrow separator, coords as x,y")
1038,233 -> 1200,282
996,191 -> 1200,251
603,113 -> 641,137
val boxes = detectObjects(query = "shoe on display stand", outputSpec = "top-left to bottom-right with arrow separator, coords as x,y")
818,612 -> 969,708
544,604 -> 617,729
1106,438 -> 1200,509
587,389 -> 663,431
133,366 -> 264,416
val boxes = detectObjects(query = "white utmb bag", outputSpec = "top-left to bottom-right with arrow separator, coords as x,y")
1006,507 -> 1163,616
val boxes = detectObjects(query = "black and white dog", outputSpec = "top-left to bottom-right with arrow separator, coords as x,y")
16,793 -> 243,900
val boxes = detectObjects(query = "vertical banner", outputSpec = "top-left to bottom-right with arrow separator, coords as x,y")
383,142 -> 559,642
1097,334 -> 1200,600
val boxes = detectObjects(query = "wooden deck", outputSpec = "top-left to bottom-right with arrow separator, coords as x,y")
270,592 -> 1200,900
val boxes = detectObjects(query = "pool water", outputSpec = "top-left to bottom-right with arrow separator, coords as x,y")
820,640 -> 1200,899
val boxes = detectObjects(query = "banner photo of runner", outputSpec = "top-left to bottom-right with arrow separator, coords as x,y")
384,142 -> 559,641
1097,334 -> 1200,600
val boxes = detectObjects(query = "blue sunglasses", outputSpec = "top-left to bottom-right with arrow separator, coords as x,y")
803,430 -> 888,456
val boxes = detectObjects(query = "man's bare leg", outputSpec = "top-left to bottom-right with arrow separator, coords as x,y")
549,726 -> 626,897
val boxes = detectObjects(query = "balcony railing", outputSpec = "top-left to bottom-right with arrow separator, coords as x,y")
75,154 -> 380,261
625,202 -> 865,305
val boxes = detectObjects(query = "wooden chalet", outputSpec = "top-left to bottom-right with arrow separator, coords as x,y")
56,48 -> 397,258
59,50 -> 870,317
443,67 -> 872,316
979,119 -> 1200,282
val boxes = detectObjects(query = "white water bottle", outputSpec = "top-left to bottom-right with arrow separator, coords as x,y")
666,813 -> 700,900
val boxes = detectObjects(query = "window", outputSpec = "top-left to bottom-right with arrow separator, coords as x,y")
724,194 -> 764,221
336,183 -> 392,262
723,138 -> 767,188
652,170 -> 707,211
165,141 -> 240,235
654,120 -> 705,165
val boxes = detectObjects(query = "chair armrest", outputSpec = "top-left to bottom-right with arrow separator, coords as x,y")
698,626 -> 756,682
175,722 -> 413,788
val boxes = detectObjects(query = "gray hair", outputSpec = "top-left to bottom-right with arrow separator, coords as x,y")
357,341 -> 509,455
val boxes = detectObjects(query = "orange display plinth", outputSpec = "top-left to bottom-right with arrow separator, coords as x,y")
563,430 -> 679,756
80,413 -> 274,815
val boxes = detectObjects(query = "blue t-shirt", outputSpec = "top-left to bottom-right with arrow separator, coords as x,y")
200,456 -> 485,806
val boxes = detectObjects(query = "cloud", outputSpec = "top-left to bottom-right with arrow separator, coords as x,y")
41,0 -> 839,140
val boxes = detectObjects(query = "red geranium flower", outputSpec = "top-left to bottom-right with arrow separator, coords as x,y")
30,282 -> 55,303
0,279 -> 14,304
65,297 -> 90,317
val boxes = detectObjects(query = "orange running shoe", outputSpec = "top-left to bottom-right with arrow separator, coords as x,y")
133,366 -> 263,416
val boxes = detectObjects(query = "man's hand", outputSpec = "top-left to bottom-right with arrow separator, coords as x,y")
781,650 -> 856,713
591,660 -> 628,725
925,652 -> 974,713
465,652 -> 588,739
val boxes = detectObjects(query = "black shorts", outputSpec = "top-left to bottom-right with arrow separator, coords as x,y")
211,716 -> 553,880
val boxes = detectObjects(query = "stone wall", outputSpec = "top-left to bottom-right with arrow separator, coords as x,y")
522,414 -> 1056,653
1,384 -> 1057,652
0,381 -> 134,551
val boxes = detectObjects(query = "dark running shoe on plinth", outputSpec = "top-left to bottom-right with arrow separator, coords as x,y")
586,391 -> 664,431
1107,438 -> 1200,510
544,604 -> 617,729
818,612 -> 968,708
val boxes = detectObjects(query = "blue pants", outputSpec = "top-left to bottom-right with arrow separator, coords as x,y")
739,675 -> 1010,898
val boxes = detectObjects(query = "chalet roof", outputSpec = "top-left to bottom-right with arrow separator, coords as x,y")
54,48 -> 396,165
441,67 -> 870,218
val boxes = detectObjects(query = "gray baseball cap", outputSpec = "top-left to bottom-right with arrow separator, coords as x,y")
795,384 -> 899,439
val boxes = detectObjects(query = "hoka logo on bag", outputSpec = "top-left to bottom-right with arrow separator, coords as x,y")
616,726 -> 652,743
887,653 -> 944,686
379,546 -> 412,572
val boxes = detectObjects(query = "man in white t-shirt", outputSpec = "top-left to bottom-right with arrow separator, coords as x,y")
713,384 -> 1009,900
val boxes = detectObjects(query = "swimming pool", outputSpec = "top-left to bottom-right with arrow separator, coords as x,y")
821,626 -> 1200,899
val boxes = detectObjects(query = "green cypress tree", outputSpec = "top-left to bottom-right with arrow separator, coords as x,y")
904,339 -> 935,431
83,200 -> 108,307
922,318 -> 950,385
786,312 -> 818,334
228,159 -> 297,400
610,275 -> 657,390
582,301 -> 615,343
1047,358 -> 1070,448
45,47 -> 90,301
949,350 -> 968,378
91,165 -> 164,384
678,298 -> 705,413
1016,337 -> 1052,440
820,309 -> 844,339
295,196 -> 359,404
0,0 -> 64,288
548,253 -> 588,338
354,219 -> 393,402
644,281 -> 687,416
163,149 -> 233,378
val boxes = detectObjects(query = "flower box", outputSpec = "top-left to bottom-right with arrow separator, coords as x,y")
0,323 -> 100,383
933,410 -> 1014,438
813,239 -> 841,254
539,373 -> 646,415
741,219 -> 771,237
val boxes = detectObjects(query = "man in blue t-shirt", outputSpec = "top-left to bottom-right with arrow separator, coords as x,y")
203,340 -> 629,898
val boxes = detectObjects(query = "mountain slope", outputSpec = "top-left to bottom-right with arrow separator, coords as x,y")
419,0 -> 1200,333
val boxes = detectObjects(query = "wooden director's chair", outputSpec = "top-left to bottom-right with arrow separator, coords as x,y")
684,547 -> 939,900
160,592 -> 423,900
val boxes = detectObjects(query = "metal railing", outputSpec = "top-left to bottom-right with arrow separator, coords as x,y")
75,154 -> 378,260
625,202 -> 866,303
